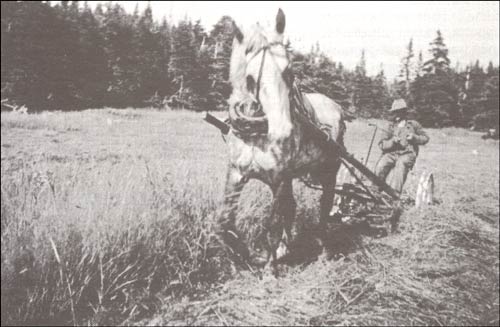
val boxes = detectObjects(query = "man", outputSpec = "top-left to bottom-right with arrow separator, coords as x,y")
375,99 -> 429,196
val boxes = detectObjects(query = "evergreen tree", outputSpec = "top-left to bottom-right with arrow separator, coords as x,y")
168,18 -> 209,110
0,1 -> 494,122
415,51 -> 424,78
458,61 -> 488,126
1,1 -> 21,104
101,3 -> 140,107
409,51 -> 425,110
74,2 -> 108,108
156,17 -> 172,102
291,50 -> 350,109
191,22 -> 213,111
185,19 -> 214,110
372,65 -> 391,117
134,4 -> 169,106
207,16 -> 236,110
312,54 -> 350,109
396,38 -> 414,98
422,30 -> 450,74
192,19 -> 207,47
475,62 -> 499,130
414,30 -> 458,127
352,50 -> 375,117
1,1 -> 67,110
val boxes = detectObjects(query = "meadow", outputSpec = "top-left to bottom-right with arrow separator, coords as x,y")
1,108 -> 499,326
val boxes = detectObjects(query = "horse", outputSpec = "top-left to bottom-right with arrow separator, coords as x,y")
217,9 -> 347,270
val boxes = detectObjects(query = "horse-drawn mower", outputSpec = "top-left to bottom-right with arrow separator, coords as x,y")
205,83 -> 404,236
290,85 -> 403,234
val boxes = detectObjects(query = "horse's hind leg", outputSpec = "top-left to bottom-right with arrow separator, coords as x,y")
217,167 -> 249,265
318,158 -> 342,252
320,159 -> 341,224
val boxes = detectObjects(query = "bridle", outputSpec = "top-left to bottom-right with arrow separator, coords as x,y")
228,41 -> 294,139
247,41 -> 293,105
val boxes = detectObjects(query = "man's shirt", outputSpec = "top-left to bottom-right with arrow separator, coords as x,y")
379,120 -> 429,155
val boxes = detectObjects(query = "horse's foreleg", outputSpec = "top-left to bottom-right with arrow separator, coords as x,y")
276,179 -> 296,260
217,167 -> 249,264
266,178 -> 296,267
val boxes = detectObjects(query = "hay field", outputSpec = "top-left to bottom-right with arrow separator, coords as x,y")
1,109 -> 498,326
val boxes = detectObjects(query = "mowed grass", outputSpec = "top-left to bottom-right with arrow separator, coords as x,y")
1,108 -> 499,326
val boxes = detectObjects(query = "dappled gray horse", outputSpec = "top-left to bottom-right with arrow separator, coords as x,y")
218,9 -> 347,268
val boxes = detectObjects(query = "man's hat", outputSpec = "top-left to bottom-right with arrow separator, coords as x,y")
389,99 -> 408,112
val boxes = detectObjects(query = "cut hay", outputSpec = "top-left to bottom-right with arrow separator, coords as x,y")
147,205 -> 499,326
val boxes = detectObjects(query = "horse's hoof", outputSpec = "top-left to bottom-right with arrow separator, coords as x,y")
329,205 -> 342,218
249,251 -> 268,268
263,262 -> 279,279
276,241 -> 289,261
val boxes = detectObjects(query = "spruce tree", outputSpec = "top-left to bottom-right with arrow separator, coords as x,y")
75,2 -> 108,108
168,19 -> 200,109
459,61 -> 488,126
1,1 -> 66,110
415,51 -> 424,78
352,50 -> 374,117
157,17 -> 172,103
422,30 -> 450,74
415,30 -> 458,127
396,38 -> 414,98
101,2 -> 139,107
135,4 -> 166,106
372,65 -> 391,117
476,63 -> 499,129
190,20 -> 213,110
208,16 -> 236,110
291,50 -> 350,109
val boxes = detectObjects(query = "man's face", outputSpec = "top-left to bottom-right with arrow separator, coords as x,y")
391,110 -> 407,123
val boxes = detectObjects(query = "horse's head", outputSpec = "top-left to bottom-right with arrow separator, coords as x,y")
229,9 -> 293,139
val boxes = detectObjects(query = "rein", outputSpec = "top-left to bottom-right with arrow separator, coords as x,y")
255,47 -> 267,104
250,41 -> 288,104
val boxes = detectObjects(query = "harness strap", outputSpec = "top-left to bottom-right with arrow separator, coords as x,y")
255,47 -> 267,103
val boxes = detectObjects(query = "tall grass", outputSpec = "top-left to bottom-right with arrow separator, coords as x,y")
1,109 -> 243,325
1,158 -> 231,325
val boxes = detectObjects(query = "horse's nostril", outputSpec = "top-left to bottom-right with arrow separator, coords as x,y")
250,102 -> 260,112
246,75 -> 255,93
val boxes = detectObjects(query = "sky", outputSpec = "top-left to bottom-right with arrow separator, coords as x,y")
88,1 -> 499,79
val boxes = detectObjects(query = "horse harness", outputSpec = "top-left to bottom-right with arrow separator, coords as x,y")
228,41 -> 324,140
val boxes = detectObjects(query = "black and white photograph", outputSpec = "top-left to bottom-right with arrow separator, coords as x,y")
1,1 -> 499,326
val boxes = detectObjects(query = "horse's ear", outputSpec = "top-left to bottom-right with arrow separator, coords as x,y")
276,8 -> 286,34
233,21 -> 244,43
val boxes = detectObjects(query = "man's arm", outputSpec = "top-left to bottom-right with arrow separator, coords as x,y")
409,121 -> 429,145
378,123 -> 397,152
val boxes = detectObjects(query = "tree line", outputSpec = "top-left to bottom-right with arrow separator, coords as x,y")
1,1 -> 498,129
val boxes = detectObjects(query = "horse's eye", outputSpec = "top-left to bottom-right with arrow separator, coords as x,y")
246,75 -> 256,93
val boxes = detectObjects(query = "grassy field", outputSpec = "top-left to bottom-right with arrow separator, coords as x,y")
1,108 -> 499,326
